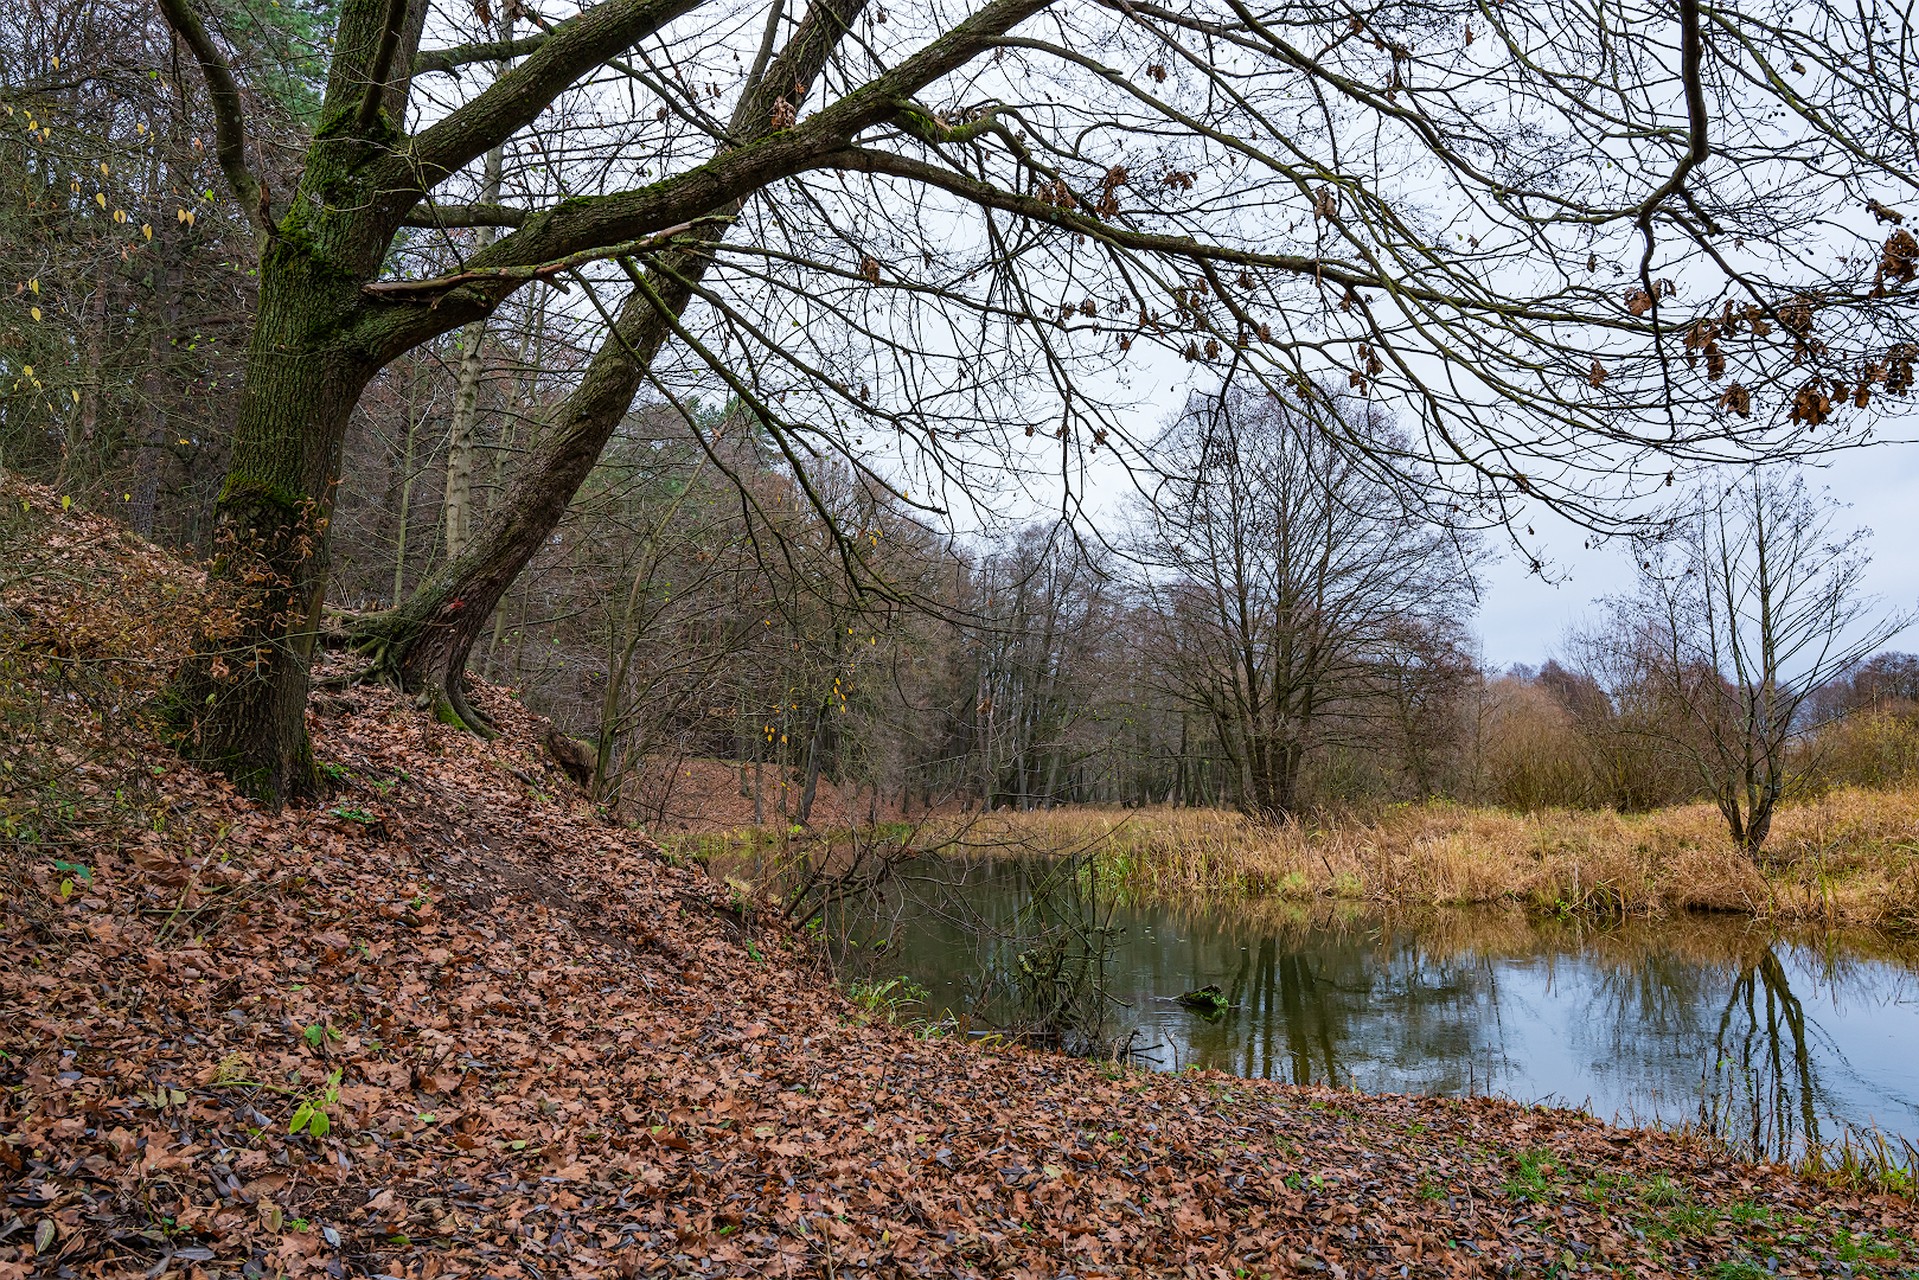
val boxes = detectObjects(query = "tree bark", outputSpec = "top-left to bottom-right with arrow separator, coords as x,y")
161,249 -> 384,804
443,127 -> 506,561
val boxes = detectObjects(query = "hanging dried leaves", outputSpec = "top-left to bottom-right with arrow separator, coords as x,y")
1875,229 -> 1918,292
1790,379 -> 1834,426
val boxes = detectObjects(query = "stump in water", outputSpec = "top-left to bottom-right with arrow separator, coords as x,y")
1175,984 -> 1231,1018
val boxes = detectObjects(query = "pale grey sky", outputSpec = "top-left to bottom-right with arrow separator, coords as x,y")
1472,441 -> 1919,671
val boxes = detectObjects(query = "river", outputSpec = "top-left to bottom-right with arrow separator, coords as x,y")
835,855 -> 1919,1161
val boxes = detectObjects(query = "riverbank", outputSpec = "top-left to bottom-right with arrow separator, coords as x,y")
910,797 -> 1919,932
5,482 -> 1917,1277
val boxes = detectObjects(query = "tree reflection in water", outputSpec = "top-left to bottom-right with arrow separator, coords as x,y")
1703,947 -> 1824,1161
840,857 -> 1919,1152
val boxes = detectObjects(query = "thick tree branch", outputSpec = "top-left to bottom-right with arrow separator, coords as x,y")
400,201 -> 530,228
400,0 -> 710,185
413,32 -> 548,76
355,0 -> 419,131
432,0 -> 1053,275
154,0 -> 269,232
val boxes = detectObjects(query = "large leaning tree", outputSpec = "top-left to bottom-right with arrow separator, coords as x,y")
149,0 -> 1919,805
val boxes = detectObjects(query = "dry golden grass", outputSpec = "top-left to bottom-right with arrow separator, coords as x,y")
928,789 -> 1919,932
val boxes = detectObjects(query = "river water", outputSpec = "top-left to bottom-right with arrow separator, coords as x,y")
840,856 -> 1919,1159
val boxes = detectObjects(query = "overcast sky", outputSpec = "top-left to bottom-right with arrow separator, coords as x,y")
1471,439 -> 1919,671
1051,339 -> 1919,675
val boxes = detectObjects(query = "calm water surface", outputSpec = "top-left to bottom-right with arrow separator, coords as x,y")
846,857 -> 1919,1157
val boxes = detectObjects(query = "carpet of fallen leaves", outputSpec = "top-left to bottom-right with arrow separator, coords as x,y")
4,481 -> 1917,1280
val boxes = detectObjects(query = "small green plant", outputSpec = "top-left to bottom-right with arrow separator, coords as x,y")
1504,1149 -> 1560,1204
327,806 -> 374,825
1639,1174 -> 1687,1207
288,1070 -> 341,1139
845,975 -> 930,1024
319,762 -> 350,782
1175,984 -> 1231,1018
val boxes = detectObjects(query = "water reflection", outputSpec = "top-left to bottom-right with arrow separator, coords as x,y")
843,858 -> 1919,1159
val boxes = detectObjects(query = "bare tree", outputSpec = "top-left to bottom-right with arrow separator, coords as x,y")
1626,473 -> 1911,856
1136,388 -> 1477,819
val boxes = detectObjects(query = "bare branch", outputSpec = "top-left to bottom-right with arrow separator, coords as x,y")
413,32 -> 548,77
355,0 -> 418,131
153,0 -> 268,232
361,218 -> 726,298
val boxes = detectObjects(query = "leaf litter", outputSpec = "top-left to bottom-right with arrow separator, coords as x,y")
3,478 -> 1916,1279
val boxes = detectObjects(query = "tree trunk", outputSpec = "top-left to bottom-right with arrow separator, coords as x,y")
442,137 -> 505,560
162,252 -> 382,804
795,700 -> 831,826
392,380 -> 420,604
158,0 -> 444,806
348,274 -> 690,731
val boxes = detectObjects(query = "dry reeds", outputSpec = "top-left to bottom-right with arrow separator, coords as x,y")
925,790 -> 1919,931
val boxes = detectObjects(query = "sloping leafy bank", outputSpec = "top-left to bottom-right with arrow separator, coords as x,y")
4,482 -> 1916,1279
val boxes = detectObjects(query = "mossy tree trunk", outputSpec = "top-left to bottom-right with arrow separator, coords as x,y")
160,0 -> 437,805
163,154 -> 404,804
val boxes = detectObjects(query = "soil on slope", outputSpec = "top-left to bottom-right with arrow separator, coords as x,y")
3,478 -> 1915,1280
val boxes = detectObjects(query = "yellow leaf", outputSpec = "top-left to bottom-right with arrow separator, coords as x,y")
30,306 -> 40,321
71,389 -> 80,403
137,122 -> 147,134
114,209 -> 126,223
142,224 -> 152,240
94,192 -> 106,208
99,161 -> 109,176
60,495 -> 71,510
21,365 -> 32,377
123,493 -> 131,502
28,278 -> 39,295
177,208 -> 188,223
51,56 -> 59,69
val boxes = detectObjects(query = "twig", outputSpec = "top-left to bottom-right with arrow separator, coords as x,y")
360,219 -> 728,301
